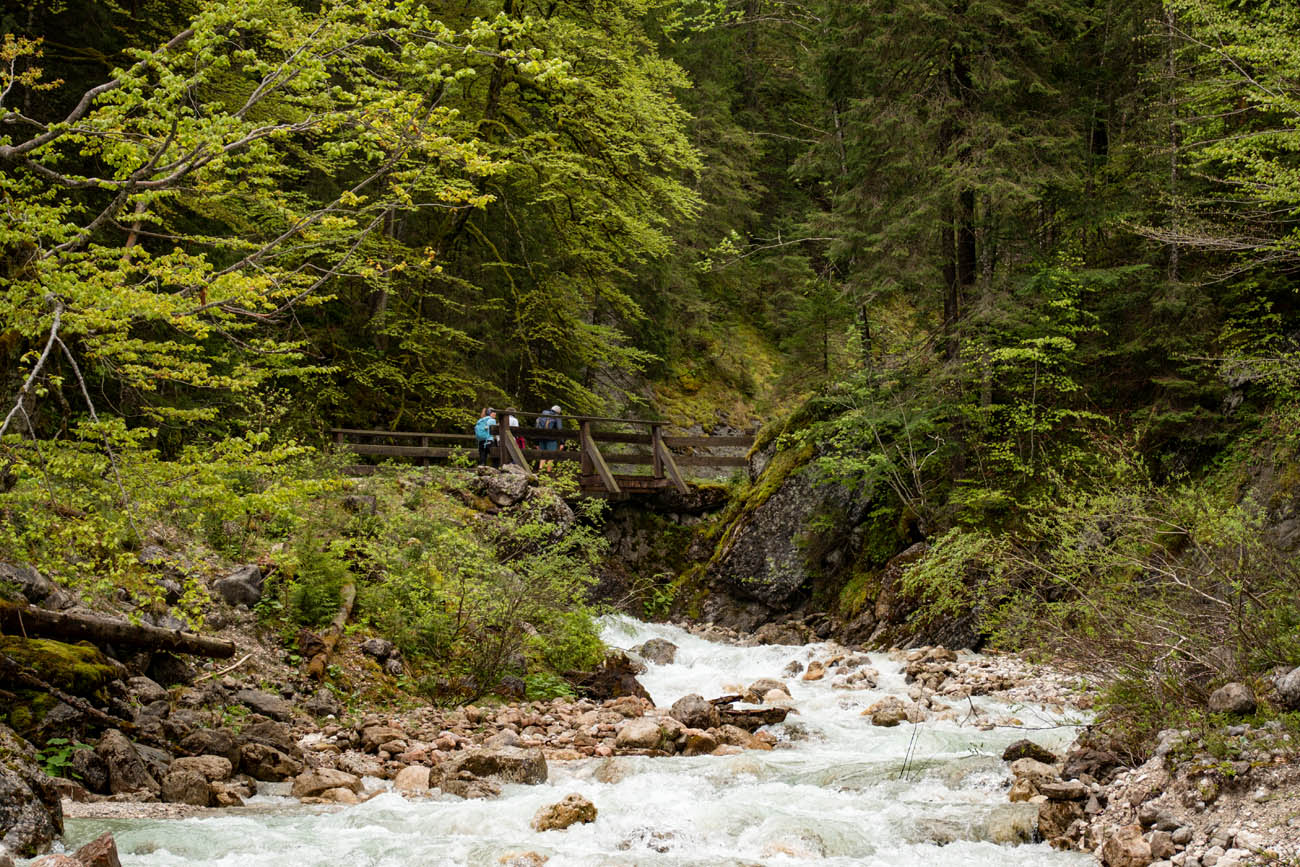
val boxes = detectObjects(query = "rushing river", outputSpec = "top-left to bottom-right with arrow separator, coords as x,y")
54,617 -> 1096,866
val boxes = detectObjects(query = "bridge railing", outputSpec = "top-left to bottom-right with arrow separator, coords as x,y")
329,412 -> 752,496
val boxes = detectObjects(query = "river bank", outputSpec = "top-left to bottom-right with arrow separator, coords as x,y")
21,616 -> 1094,866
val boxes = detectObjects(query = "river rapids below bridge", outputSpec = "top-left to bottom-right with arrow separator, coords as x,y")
51,616 -> 1096,866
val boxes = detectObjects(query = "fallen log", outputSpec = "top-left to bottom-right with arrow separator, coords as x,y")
306,581 -> 355,681
0,602 -> 236,658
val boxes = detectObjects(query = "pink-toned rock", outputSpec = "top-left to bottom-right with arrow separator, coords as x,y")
30,856 -> 81,867
73,831 -> 122,867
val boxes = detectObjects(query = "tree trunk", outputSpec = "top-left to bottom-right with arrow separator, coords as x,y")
306,582 -> 356,681
0,602 -> 236,658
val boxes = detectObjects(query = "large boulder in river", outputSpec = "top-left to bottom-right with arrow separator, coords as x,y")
531,794 -> 597,831
615,718 -> 665,750
0,724 -> 62,857
566,650 -> 651,703
670,694 -> 720,730
632,638 -> 677,665
441,747 -> 547,785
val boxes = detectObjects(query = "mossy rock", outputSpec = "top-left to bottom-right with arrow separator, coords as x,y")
0,636 -> 118,697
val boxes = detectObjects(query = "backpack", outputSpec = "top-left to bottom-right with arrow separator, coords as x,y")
537,413 -> 559,431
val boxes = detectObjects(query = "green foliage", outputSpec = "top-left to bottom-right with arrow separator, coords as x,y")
37,738 -> 92,780
900,434 -> 1300,742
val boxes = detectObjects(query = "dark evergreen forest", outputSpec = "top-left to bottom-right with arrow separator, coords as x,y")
2,0 -> 1298,735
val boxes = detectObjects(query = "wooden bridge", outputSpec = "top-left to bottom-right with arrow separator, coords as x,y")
330,412 -> 753,497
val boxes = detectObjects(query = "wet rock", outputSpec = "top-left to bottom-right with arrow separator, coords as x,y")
73,831 -> 122,867
801,660 -> 826,681
669,694 -> 719,729
531,793 -> 597,831
864,696 -> 909,727
170,756 -> 232,782
1207,682 -> 1256,715
442,747 -> 547,785
984,804 -> 1038,845
233,689 -> 295,722
1008,778 -> 1037,802
29,856 -> 80,867
744,678 -> 790,703
393,765 -> 431,792
1010,757 -> 1060,786
160,769 -> 211,806
291,768 -> 362,799
566,650 -> 652,703
1002,739 -> 1059,764
0,724 -> 62,857
95,730 -> 159,794
499,851 -> 548,866
632,638 -> 677,665
1101,823 -> 1152,867
615,718 -> 664,750
213,564 -> 264,607
239,743 -> 302,781
682,730 -> 719,756
210,782 -> 246,808
715,700 -> 788,730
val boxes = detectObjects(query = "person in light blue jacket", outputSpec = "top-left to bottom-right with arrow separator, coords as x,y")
474,407 -> 497,466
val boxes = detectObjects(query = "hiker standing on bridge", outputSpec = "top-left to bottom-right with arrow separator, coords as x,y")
535,405 -> 562,469
474,407 -> 497,466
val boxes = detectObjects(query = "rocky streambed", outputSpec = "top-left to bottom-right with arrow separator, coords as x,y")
21,617 -> 1099,866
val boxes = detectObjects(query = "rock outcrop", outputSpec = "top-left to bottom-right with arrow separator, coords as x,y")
0,724 -> 62,858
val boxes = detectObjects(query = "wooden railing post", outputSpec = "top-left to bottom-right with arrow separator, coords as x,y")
651,424 -> 664,480
580,420 -> 594,478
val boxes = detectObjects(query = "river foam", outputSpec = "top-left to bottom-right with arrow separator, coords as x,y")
55,616 -> 1095,866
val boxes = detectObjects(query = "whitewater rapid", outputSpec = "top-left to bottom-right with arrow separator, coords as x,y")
53,617 -> 1096,866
